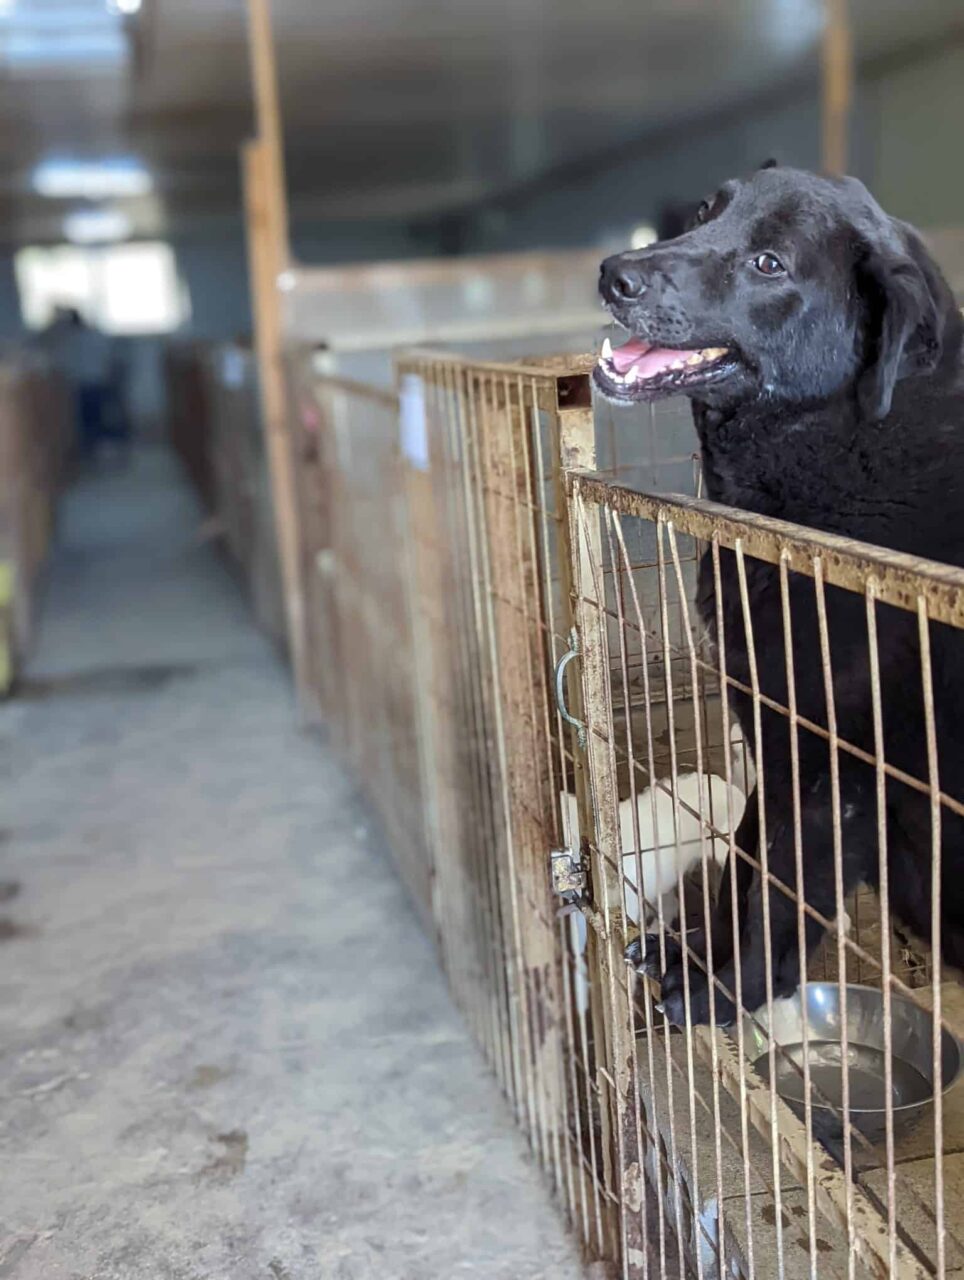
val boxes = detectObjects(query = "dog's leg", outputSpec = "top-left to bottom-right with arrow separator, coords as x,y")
655,778 -> 873,1027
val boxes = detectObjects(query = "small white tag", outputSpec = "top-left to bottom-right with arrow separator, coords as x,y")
399,373 -> 429,471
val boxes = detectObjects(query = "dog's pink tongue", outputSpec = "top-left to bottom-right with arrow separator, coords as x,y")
612,339 -> 691,377
611,338 -> 651,374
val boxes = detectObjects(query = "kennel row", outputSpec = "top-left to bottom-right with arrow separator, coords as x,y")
0,355 -> 71,693
165,340 -> 286,649
282,337 -> 964,1280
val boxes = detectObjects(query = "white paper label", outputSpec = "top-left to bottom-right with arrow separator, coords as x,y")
399,373 -> 429,471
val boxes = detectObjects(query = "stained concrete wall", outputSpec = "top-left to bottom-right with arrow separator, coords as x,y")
451,42 -> 964,255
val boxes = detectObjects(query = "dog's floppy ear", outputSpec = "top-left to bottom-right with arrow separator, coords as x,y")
857,226 -> 947,422
759,157 -> 779,170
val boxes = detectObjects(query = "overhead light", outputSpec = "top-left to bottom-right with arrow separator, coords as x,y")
33,158 -> 152,200
64,208 -> 133,245
107,0 -> 141,13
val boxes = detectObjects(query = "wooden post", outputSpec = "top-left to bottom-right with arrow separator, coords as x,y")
244,0 -> 309,700
822,0 -> 853,175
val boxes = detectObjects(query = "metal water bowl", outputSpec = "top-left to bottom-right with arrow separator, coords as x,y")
743,983 -> 963,1143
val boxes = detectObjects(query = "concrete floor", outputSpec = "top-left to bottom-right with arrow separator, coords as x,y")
0,449 -> 586,1280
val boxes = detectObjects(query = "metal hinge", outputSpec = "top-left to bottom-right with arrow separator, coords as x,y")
550,848 -> 588,900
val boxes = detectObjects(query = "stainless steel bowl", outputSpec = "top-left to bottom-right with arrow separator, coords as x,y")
742,983 -> 962,1143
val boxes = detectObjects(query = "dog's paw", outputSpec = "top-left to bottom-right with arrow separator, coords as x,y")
658,964 -> 736,1028
625,934 -> 679,979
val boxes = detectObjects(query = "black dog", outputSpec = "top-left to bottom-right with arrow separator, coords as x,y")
593,163 -> 964,1027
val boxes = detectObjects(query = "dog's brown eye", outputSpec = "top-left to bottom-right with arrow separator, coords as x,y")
753,252 -> 786,277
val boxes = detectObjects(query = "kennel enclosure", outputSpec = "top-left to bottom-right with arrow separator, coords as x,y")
281,335 -> 964,1279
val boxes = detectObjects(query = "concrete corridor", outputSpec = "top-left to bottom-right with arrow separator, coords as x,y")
0,449 -> 586,1280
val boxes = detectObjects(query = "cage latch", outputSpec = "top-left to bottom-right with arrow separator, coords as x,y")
554,628 -> 587,750
550,849 -> 587,900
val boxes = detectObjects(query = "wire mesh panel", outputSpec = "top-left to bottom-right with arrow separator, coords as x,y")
292,362 -> 434,928
394,350 -> 632,1260
568,471 -> 964,1279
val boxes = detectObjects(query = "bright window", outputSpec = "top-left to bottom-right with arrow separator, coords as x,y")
15,242 -> 190,335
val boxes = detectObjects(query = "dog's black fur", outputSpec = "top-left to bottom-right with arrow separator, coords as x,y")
595,165 -> 964,1026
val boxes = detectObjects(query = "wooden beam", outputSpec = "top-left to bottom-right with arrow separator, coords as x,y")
244,0 -> 309,700
822,0 -> 853,175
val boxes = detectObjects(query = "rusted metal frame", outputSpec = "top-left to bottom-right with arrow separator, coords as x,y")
568,502 -> 633,1264
449,363 -> 514,1073
449,362 -> 522,1107
434,361 -> 507,1074
733,536 -> 791,1277
392,365 -> 447,952
572,479 -> 964,627
539,395 -> 601,1242
600,516 -> 663,1280
435,363 -> 512,1090
620,531 -> 929,1177
472,368 -> 546,1145
401,346 -> 597,384
610,512 -> 685,1278
664,519 -> 734,1279
865,580 -> 900,1276
522,389 -> 583,1228
701,547 -> 926,1269
459,365 -> 534,1130
601,496 -> 647,1269
707,533 -> 759,1277
422,362 -> 481,1023
572,492 -> 663,1275
372,389 -> 434,920
652,513 -> 714,1274
573,478 -> 933,1280
551,398 -> 619,1254
919,600 -> 946,1280
778,551 -> 822,1278
506,371 -> 573,1195
487,369 -> 556,1172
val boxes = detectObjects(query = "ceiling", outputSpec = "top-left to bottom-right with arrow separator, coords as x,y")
0,0 -> 961,245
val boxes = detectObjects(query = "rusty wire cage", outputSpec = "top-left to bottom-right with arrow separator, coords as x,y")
287,343 -> 964,1279
567,471 -> 964,1280
287,354 -> 435,926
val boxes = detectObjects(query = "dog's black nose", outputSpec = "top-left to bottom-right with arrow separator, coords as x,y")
600,258 -> 646,303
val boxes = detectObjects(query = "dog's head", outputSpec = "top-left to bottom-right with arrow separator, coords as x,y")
594,164 -> 957,421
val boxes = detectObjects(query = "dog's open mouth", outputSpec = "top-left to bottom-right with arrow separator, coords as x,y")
593,336 -> 736,401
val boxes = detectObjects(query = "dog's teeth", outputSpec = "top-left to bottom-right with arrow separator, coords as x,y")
625,366 -> 639,383
671,359 -> 685,370
601,337 -> 613,360
704,346 -> 727,359
686,353 -> 703,366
